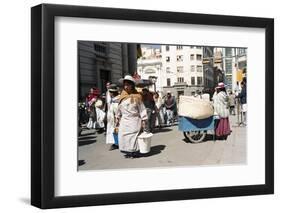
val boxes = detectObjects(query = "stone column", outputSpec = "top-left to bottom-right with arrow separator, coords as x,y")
127,43 -> 137,75
121,44 -> 129,76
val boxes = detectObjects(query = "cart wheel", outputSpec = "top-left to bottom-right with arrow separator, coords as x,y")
183,131 -> 206,143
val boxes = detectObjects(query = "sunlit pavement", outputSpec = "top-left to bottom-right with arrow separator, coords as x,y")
78,114 -> 246,171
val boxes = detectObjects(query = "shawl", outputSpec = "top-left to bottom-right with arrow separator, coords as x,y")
213,91 -> 229,118
111,95 -> 120,104
119,89 -> 142,104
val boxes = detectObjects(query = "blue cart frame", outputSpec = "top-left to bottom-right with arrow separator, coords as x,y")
178,116 -> 216,143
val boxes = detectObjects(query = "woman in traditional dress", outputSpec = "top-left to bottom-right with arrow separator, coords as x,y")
105,84 -> 120,150
153,92 -> 164,128
86,87 -> 99,129
116,75 -> 148,158
94,97 -> 106,131
213,82 -> 231,140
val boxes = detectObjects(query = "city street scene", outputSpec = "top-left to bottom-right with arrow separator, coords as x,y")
77,41 -> 247,170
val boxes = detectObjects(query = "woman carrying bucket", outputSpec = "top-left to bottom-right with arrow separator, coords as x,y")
116,75 -> 148,158
105,84 -> 120,150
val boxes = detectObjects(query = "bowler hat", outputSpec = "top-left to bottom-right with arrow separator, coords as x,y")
216,82 -> 226,89
108,84 -> 118,92
119,75 -> 136,85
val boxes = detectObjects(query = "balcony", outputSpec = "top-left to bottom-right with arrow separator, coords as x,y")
174,82 -> 187,86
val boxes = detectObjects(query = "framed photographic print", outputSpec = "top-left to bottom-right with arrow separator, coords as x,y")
31,3 -> 274,209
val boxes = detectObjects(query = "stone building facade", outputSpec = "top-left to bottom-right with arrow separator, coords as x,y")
78,41 -> 137,99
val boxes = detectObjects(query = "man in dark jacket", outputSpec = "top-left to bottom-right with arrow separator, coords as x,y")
142,88 -> 156,132
237,81 -> 247,125
164,91 -> 176,126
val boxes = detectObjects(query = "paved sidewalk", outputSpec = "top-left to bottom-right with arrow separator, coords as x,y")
78,115 -> 246,171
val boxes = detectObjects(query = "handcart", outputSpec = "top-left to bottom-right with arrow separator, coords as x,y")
178,116 -> 216,143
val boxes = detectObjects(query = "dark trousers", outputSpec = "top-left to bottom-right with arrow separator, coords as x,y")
145,108 -> 155,132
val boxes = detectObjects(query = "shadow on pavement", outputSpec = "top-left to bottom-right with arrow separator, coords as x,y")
78,135 -> 96,140
153,128 -> 173,133
78,138 -> 97,146
140,145 -> 166,157
80,131 -> 96,136
78,160 -> 86,166
203,134 -> 216,142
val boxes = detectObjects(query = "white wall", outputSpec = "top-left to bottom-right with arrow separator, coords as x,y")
162,45 -> 203,86
0,0 -> 280,212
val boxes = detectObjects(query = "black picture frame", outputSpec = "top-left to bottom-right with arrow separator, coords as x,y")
31,3 -> 274,209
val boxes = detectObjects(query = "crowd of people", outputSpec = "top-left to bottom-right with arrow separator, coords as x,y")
79,75 -> 180,158
79,74 -> 247,158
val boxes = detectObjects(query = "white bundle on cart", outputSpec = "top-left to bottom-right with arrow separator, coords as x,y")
178,96 -> 214,119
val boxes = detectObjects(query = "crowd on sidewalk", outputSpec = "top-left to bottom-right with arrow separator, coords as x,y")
79,74 -> 247,159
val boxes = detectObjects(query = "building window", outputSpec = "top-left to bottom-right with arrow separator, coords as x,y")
191,77 -> 195,85
196,54 -> 202,61
166,67 -> 171,73
197,77 -> 203,85
177,55 -> 183,62
177,77 -> 184,83
191,65 -> 195,72
176,45 -> 183,50
197,65 -> 202,72
226,75 -> 232,90
167,78 -> 171,86
190,54 -> 194,60
94,44 -> 106,53
177,66 -> 184,73
238,48 -> 246,56
225,59 -> 232,74
166,56 -> 170,62
225,48 -> 232,57
196,46 -> 202,49
166,45 -> 170,51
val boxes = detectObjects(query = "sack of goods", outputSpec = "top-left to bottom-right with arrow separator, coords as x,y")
178,96 -> 214,119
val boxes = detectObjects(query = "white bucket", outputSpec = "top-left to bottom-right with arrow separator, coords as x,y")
137,132 -> 153,154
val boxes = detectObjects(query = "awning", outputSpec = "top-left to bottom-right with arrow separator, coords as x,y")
117,79 -> 153,87
135,79 -> 153,87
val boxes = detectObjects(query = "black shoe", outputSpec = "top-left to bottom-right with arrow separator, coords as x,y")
132,152 -> 141,158
124,153 -> 133,158
109,144 -> 118,151
124,152 -> 140,159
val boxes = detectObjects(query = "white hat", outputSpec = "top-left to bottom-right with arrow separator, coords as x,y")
108,84 -> 118,92
216,82 -> 226,89
120,75 -> 136,85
